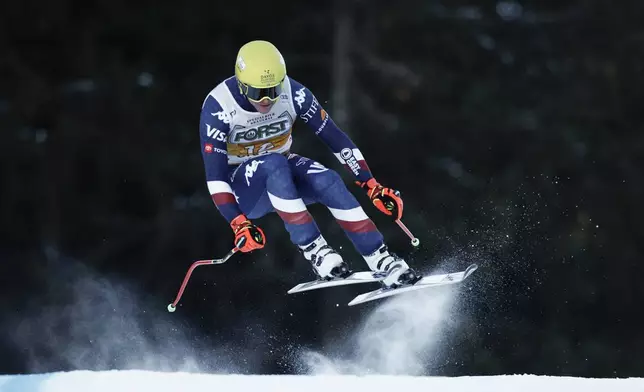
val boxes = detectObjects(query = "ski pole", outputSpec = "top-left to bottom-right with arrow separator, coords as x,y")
167,242 -> 242,313
395,219 -> 420,247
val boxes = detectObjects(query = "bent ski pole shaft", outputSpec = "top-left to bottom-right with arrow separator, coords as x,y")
396,219 -> 420,247
167,244 -> 241,312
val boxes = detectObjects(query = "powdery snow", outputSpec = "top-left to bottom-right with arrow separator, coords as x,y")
0,370 -> 642,392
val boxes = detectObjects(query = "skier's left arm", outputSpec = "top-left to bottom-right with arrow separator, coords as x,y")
293,82 -> 404,220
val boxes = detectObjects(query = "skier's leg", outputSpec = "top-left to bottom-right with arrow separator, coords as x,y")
287,155 -> 382,254
230,153 -> 349,278
287,154 -> 420,286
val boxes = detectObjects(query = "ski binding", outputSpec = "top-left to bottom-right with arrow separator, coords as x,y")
347,263 -> 478,306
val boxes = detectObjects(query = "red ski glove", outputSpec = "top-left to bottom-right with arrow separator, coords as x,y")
230,214 -> 265,252
357,178 -> 404,220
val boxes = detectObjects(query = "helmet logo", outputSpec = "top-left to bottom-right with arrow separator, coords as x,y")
236,56 -> 246,71
261,69 -> 276,84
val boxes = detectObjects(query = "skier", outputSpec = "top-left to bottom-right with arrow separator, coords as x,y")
198,40 -> 421,288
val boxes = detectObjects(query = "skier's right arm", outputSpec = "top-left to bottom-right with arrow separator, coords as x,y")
199,97 -> 265,253
199,97 -> 241,223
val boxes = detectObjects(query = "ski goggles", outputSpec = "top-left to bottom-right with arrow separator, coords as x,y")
238,80 -> 284,103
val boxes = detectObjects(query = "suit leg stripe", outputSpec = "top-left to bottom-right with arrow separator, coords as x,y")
336,219 -> 377,233
276,210 -> 313,225
328,206 -> 369,222
268,192 -> 307,213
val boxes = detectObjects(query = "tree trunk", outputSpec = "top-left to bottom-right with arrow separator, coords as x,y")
331,0 -> 352,129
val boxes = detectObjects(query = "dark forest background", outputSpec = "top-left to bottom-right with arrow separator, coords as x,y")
1,0 -> 643,378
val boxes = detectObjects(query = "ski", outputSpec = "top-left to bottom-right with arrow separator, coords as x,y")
347,263 -> 478,306
287,271 -> 386,294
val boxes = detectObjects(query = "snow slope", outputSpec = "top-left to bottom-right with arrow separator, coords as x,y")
5,257 -> 641,392
0,371 -> 642,392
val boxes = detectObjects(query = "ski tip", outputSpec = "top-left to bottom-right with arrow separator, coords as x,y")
287,282 -> 326,294
464,263 -> 478,278
287,285 -> 303,294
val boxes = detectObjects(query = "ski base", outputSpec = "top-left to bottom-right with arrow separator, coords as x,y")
347,263 -> 478,306
287,271 -> 386,294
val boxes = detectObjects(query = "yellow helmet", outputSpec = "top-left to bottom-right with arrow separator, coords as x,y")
235,40 -> 286,102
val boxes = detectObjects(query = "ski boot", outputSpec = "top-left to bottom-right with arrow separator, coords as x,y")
299,235 -> 352,280
363,245 -> 422,288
